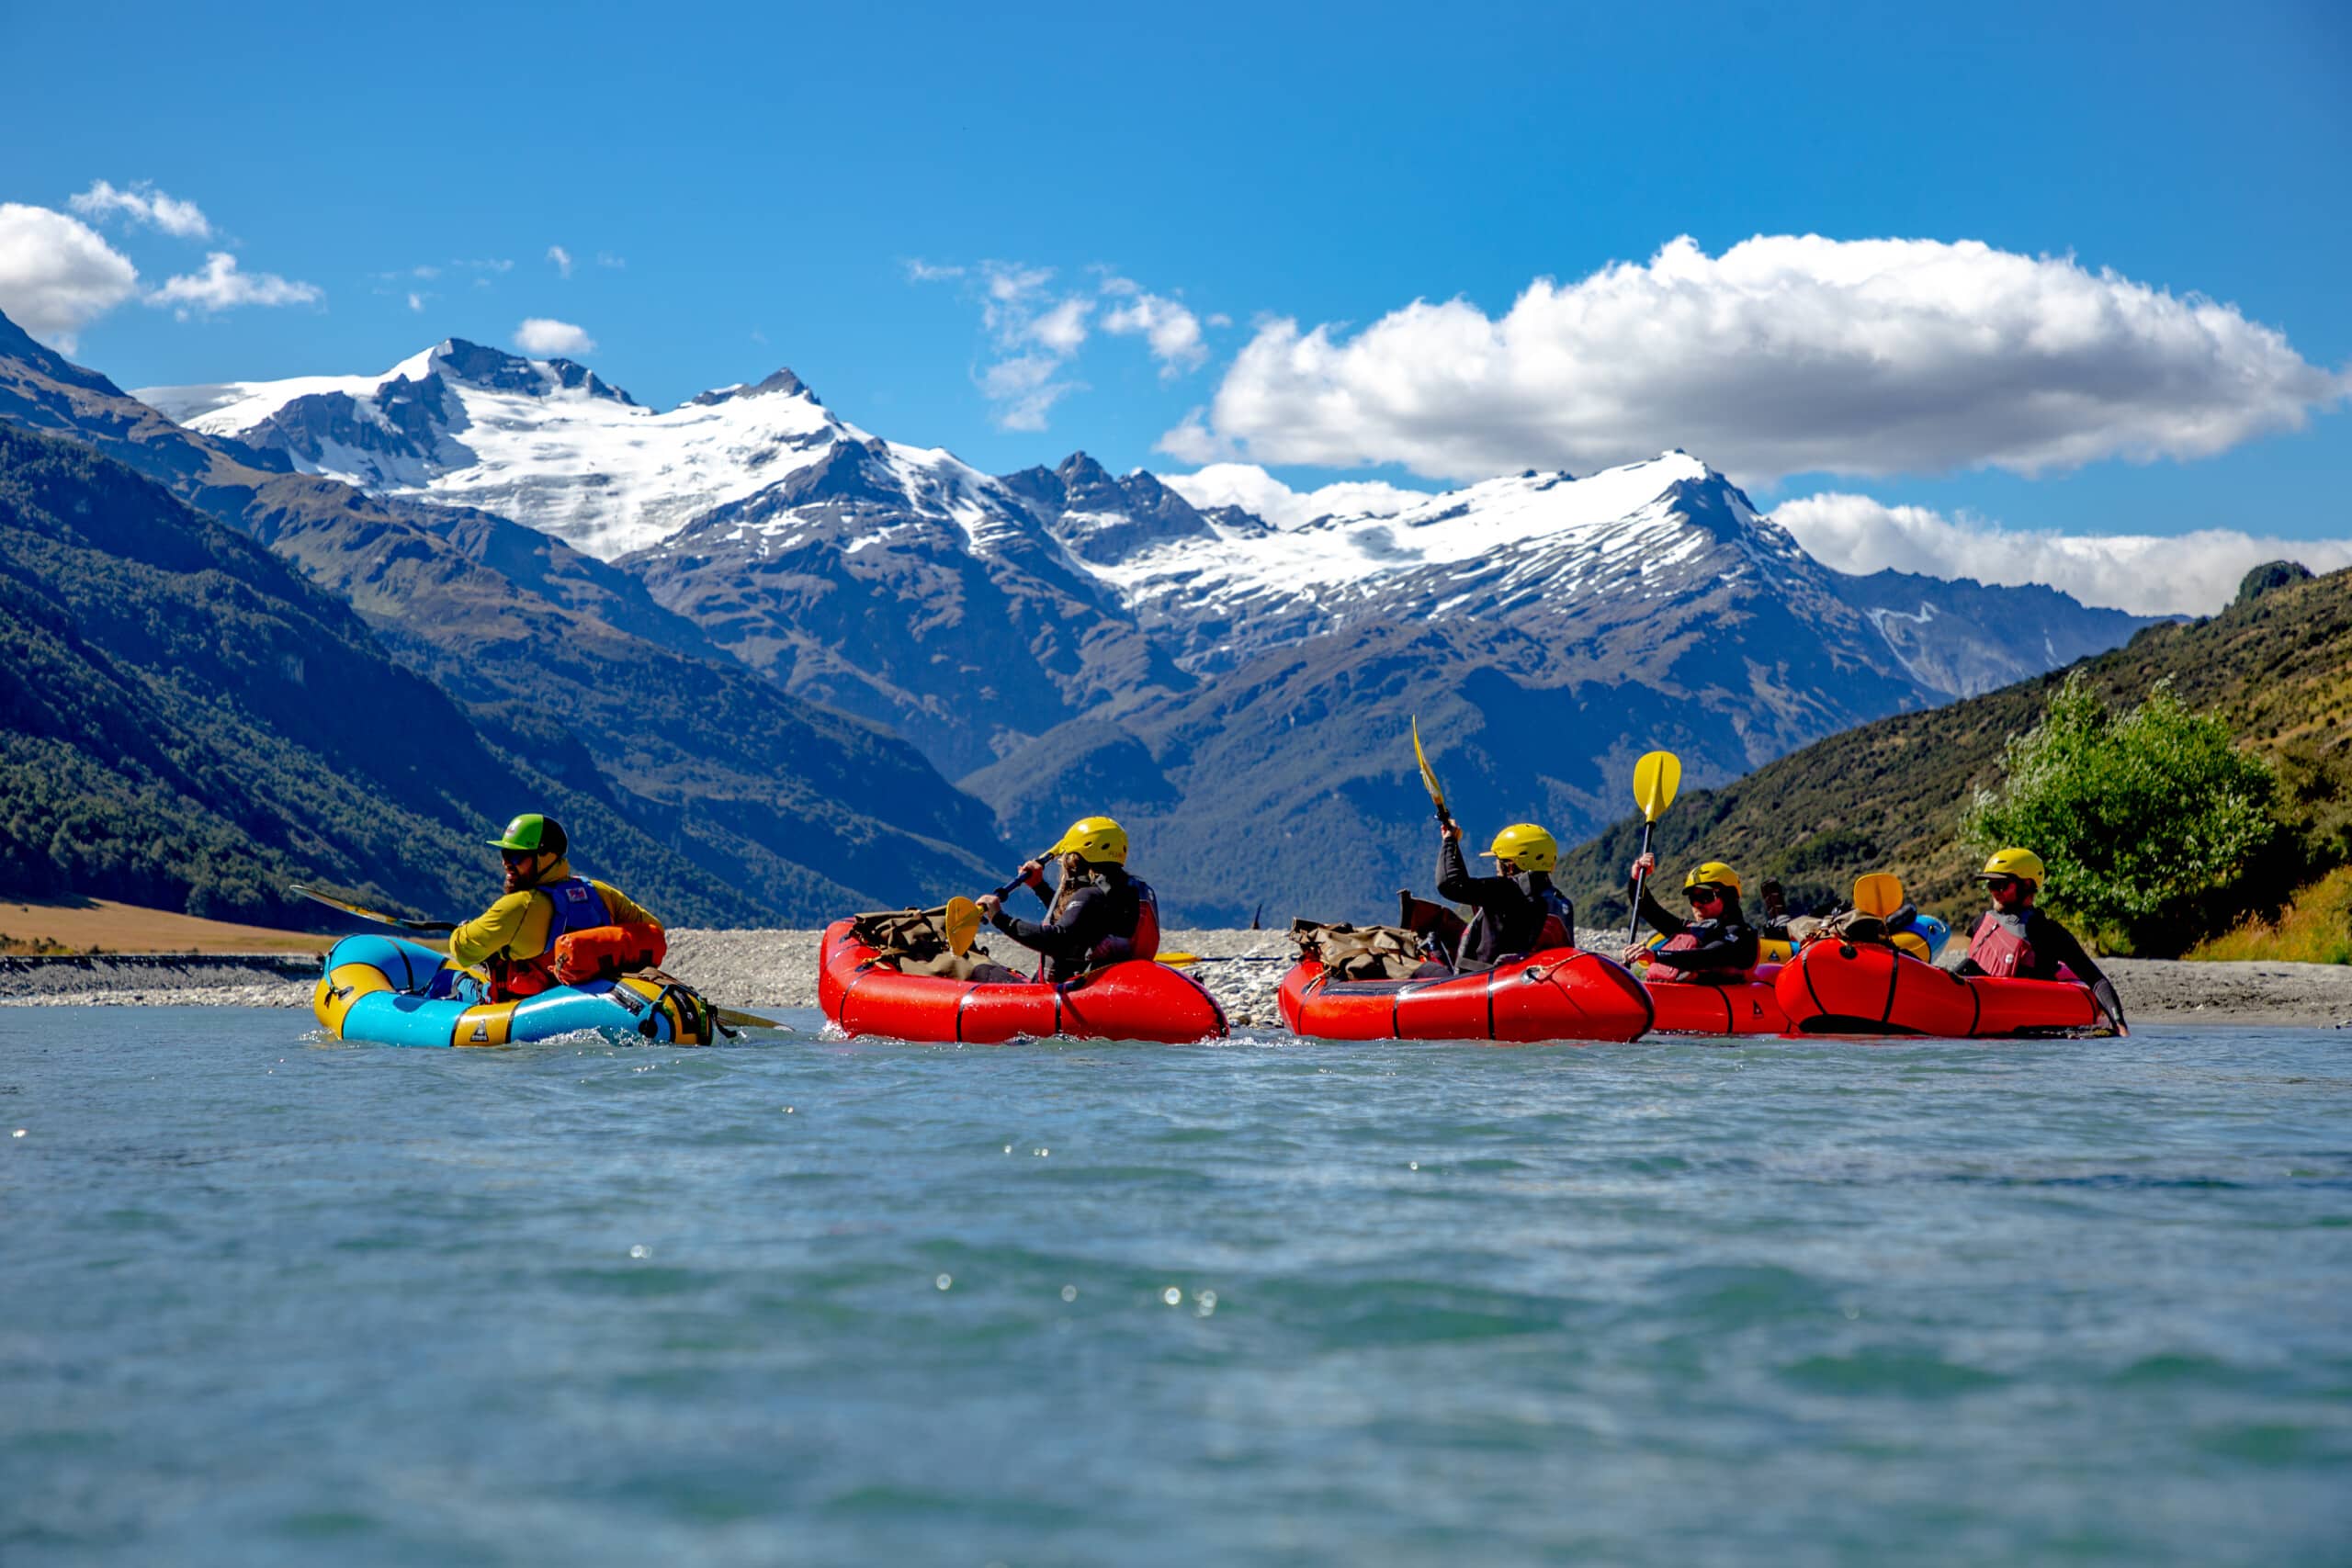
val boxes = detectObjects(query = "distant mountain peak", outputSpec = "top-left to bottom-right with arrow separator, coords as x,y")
687,367 -> 819,408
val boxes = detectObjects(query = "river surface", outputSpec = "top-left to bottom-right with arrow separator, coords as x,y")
4,1009 -> 2347,1566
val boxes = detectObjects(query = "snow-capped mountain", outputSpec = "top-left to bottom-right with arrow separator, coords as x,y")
144,343 -> 963,562
130,337 -> 2154,919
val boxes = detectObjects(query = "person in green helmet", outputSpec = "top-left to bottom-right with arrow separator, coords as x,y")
449,814 -> 667,1001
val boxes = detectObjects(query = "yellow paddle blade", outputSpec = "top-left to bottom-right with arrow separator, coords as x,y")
1410,716 -> 1448,817
1632,750 -> 1682,823
943,896 -> 983,956
1155,952 -> 1203,966
1852,873 -> 1905,919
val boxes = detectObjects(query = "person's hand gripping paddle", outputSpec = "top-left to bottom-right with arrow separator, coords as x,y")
942,852 -> 1056,956
1623,750 -> 1683,944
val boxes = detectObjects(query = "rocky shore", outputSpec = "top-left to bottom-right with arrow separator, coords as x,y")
5,934 -> 2349,1030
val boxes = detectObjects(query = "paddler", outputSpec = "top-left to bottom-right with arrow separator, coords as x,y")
1435,819 -> 1576,969
975,815 -> 1160,981
450,814 -> 668,1001
1956,849 -> 2127,1029
1621,856 -> 1759,982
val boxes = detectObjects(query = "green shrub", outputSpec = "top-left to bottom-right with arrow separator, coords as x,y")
1965,673 -> 2287,955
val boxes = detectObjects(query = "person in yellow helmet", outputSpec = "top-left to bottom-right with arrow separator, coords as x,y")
449,814 -> 667,1001
1621,855 -> 1760,982
975,816 -> 1161,981
1434,818 -> 1576,970
1957,849 -> 2126,1030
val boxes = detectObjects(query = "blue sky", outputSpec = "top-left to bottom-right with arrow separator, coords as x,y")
5,0 -> 2348,604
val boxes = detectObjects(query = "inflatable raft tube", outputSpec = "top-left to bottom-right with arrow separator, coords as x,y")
313,934 -> 716,1046
1277,948 -> 1653,1043
1643,969 -> 1790,1035
817,919 -> 1227,1043
1773,940 -> 2104,1038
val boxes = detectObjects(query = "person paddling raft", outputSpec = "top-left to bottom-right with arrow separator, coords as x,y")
1435,820 -> 1576,970
1956,848 -> 2127,1031
974,815 -> 1161,982
450,814 -> 669,1002
1621,857 -> 1760,983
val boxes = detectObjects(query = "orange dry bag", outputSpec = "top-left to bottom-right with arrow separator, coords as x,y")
549,922 -> 668,987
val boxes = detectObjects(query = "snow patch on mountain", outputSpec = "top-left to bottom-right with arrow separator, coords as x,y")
139,341 -> 893,560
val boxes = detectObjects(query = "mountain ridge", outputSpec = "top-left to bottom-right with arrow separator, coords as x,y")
1,310 -> 1010,922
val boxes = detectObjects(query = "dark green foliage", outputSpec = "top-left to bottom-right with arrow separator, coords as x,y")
2237,559 -> 2313,604
1965,674 -> 2288,954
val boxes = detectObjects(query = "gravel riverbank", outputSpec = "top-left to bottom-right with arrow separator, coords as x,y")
5,934 -> 2348,1030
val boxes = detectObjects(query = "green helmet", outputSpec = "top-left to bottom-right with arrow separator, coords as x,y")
486,813 -> 567,858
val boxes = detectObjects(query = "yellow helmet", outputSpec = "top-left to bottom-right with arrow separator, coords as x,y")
1683,861 -> 1742,895
1976,848 -> 2045,884
1046,815 -> 1129,865
1479,823 -> 1557,873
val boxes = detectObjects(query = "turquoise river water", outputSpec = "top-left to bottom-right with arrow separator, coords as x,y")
4,1008 -> 2348,1566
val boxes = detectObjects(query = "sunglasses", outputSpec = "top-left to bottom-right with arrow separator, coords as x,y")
1983,876 -> 2019,893
500,849 -> 540,864
1688,886 -> 1728,904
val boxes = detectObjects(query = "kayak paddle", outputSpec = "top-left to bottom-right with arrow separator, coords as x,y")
945,852 -> 1057,956
1410,716 -> 1453,828
1623,750 -> 1683,944
1851,873 -> 1905,920
286,883 -> 786,1032
1155,952 -> 1290,967
289,883 -> 457,935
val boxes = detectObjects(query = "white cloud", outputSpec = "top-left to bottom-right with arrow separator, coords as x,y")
1170,234 -> 2351,484
1164,462 -> 1431,530
595,251 -> 625,270
146,252 -> 322,316
1029,295 -> 1091,355
1773,491 -> 2352,616
1102,281 -> 1207,379
981,352 -> 1081,432
921,258 -> 1219,430
67,179 -> 212,240
0,203 -> 140,348
547,244 -> 574,278
407,291 -> 426,313
513,317 -> 595,356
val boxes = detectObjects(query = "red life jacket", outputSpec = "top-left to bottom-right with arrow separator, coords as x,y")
1089,876 -> 1161,964
489,875 -> 608,1001
1645,929 -> 1753,986
1966,912 -> 2038,978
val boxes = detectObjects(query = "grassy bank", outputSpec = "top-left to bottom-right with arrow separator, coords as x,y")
2189,866 -> 2352,965
0,898 -> 337,956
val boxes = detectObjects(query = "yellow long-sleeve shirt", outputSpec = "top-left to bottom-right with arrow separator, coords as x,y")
448,858 -> 662,970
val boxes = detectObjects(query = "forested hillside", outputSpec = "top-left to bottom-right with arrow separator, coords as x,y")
0,424 -> 766,923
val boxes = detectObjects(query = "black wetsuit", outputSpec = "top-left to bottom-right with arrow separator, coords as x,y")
989,867 -> 1146,983
1437,838 -> 1575,970
1634,882 -> 1760,981
1957,907 -> 2126,1025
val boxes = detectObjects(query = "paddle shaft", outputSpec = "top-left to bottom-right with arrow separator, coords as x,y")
1624,821 -> 1657,945
289,884 -> 457,934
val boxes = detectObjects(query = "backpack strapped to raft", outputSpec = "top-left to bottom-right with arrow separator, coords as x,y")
1289,919 -> 1430,981
848,908 -> 1001,981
